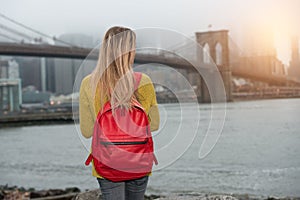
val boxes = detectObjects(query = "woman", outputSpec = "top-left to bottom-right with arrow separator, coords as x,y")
79,26 -> 160,200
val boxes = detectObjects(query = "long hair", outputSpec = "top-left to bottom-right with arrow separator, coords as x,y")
90,26 -> 137,110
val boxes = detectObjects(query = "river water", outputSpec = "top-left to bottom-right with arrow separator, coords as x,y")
0,98 -> 300,198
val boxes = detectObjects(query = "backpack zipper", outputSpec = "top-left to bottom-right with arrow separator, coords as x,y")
101,139 -> 148,146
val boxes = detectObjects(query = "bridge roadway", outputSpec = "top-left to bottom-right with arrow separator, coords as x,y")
0,42 -> 196,70
0,42 -> 299,86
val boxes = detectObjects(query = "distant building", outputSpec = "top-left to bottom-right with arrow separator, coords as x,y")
8,60 -> 20,79
233,55 -> 286,78
288,36 -> 300,81
16,57 -> 42,90
0,60 -> 8,78
22,85 -> 51,104
13,56 -> 57,94
232,26 -> 288,80
11,33 -> 94,95
0,60 -> 21,112
53,33 -> 94,95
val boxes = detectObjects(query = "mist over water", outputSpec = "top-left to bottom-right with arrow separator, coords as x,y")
0,98 -> 300,197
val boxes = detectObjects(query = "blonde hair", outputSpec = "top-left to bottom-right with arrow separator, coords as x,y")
91,26 -> 137,109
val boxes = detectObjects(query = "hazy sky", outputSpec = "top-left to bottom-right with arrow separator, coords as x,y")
1,0 -> 300,64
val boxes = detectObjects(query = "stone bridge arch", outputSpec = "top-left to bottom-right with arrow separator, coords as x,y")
195,30 -> 232,102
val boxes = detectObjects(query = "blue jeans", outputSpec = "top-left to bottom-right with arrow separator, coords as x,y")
97,176 -> 149,200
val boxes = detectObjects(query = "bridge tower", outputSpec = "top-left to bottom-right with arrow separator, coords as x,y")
195,30 -> 232,102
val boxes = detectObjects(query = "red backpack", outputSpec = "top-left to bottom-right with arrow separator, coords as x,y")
85,72 -> 158,182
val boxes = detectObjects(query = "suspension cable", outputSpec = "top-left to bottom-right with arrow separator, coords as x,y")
0,12 -> 77,47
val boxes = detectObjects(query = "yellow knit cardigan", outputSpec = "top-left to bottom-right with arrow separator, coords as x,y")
79,73 -> 160,177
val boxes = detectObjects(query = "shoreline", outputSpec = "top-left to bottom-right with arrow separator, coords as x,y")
1,185 -> 300,200
1,97 -> 299,128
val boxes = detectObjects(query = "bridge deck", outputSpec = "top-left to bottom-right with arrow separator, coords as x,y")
1,42 -> 300,86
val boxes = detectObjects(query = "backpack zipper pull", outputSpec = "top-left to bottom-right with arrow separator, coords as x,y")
103,142 -> 113,155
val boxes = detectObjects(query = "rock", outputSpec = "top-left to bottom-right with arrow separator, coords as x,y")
0,185 -> 80,200
48,189 -> 66,196
73,191 -> 238,200
0,191 -> 4,200
233,193 -> 250,200
74,190 -> 162,200
146,194 -> 163,200
65,187 -> 81,193
30,190 -> 49,198
29,193 -> 77,200
157,194 -> 240,200
74,189 -> 101,200
1,190 -> 30,200
28,188 -> 36,192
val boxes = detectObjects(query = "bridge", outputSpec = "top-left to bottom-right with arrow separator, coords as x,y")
0,42 -> 297,80
1,30 -> 300,104
0,42 -> 196,70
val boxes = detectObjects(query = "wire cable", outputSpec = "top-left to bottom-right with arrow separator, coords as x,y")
0,12 -> 77,47
0,23 -> 33,41
0,32 -> 21,42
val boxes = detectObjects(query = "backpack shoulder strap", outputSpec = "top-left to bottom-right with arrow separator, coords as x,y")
100,101 -> 112,115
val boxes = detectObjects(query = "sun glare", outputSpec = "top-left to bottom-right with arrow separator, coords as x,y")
241,1 -> 298,65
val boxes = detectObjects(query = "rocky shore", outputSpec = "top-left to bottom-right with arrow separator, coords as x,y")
1,185 -> 300,200
0,185 -> 80,200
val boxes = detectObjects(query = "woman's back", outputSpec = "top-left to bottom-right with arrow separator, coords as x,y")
79,26 -> 159,200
